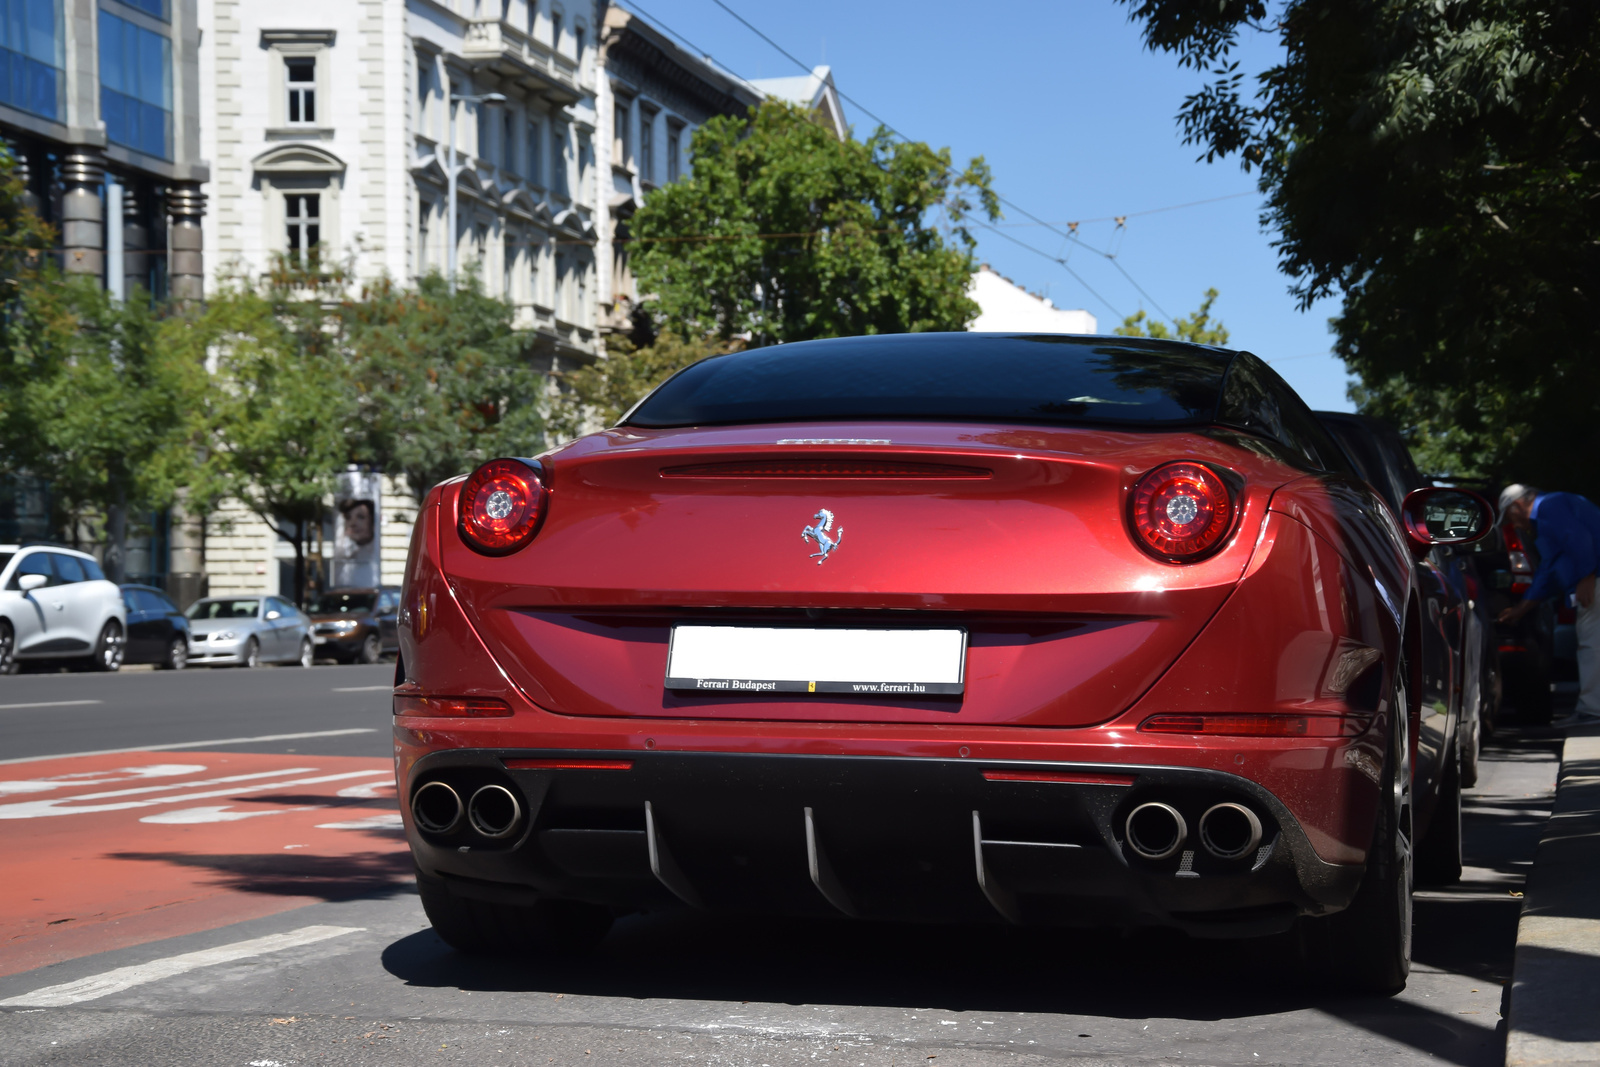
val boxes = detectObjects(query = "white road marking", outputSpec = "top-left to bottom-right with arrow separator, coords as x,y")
0,769 -> 387,819
0,729 -> 378,766
316,813 -> 403,831
0,764 -> 207,796
332,685 -> 392,692
335,781 -> 393,799
140,805 -> 321,824
0,925 -> 364,1007
0,700 -> 103,711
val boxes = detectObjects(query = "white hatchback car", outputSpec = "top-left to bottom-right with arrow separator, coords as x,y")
0,545 -> 128,674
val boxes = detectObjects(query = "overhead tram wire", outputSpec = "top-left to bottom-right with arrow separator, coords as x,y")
704,0 -> 1168,321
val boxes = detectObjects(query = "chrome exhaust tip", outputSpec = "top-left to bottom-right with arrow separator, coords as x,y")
1125,801 -> 1187,861
1198,802 -> 1263,860
411,781 -> 463,835
468,784 -> 523,840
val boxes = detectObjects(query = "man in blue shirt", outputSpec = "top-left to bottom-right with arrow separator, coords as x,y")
1498,484 -> 1600,718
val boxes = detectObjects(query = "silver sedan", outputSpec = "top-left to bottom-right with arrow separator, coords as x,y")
185,595 -> 314,668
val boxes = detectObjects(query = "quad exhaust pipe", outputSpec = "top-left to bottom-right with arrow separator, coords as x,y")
468,784 -> 523,839
411,781 -> 463,835
411,780 -> 525,839
1125,801 -> 1187,861
1198,802 -> 1262,860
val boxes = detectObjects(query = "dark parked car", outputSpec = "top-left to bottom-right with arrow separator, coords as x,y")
308,587 -> 401,663
119,584 -> 191,670
1316,412 -> 1499,790
1476,518 -> 1559,724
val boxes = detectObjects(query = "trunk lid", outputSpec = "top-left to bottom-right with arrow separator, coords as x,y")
441,423 -> 1286,727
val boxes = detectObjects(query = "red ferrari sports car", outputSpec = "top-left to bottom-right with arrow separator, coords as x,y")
393,333 -> 1491,993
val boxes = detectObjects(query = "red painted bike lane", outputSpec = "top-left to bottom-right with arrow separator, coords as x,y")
0,751 -> 412,977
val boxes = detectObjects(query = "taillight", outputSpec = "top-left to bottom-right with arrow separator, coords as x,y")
1129,462 -> 1235,563
393,695 -> 512,717
458,458 -> 547,555
1140,713 -> 1372,737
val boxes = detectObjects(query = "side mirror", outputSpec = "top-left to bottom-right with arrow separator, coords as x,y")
265,610 -> 282,620
17,573 -> 48,592
1400,487 -> 1494,554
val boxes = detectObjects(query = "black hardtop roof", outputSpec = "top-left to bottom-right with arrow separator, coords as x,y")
626,332 -> 1247,432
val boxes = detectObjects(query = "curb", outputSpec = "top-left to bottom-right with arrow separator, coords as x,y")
1506,723 -> 1600,1066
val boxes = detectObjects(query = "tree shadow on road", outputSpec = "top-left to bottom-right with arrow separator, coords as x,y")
109,849 -> 414,902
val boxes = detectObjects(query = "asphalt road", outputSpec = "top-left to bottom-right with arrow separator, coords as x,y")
0,663 -> 395,763
0,666 -> 1570,1066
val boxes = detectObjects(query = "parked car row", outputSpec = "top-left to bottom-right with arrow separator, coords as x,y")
0,543 -> 399,673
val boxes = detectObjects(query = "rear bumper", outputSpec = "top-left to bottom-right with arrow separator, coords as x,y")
402,748 -> 1363,937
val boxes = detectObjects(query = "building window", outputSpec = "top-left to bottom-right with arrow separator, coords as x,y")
476,100 -> 490,160
574,25 -> 585,68
550,10 -> 562,53
503,240 -> 515,299
0,0 -> 62,121
551,121 -> 568,196
613,100 -> 629,166
639,109 -> 655,182
285,193 -> 321,265
114,0 -> 167,17
99,10 -> 172,158
667,125 -> 681,182
416,52 -> 433,134
502,110 -> 516,171
418,204 -> 430,272
285,56 -> 315,124
526,119 -> 541,185
578,132 -> 591,189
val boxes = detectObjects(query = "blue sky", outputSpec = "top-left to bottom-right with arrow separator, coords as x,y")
623,0 -> 1356,412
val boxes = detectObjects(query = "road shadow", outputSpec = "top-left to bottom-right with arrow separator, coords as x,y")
110,848 -> 414,901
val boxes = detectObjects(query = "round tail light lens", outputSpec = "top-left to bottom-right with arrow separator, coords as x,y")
459,458 -> 547,555
1130,462 -> 1235,562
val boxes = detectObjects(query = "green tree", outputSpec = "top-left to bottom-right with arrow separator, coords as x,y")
630,100 -> 1000,345
181,261 -> 358,606
1113,287 -> 1230,346
547,332 -> 730,443
346,270 -> 545,499
1,280 -> 208,579
1119,0 -> 1600,496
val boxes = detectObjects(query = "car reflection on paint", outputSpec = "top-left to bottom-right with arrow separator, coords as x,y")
184,595 -> 314,668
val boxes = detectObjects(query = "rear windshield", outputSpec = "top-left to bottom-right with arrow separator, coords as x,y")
308,592 -> 375,614
187,599 -> 260,620
627,334 -> 1233,430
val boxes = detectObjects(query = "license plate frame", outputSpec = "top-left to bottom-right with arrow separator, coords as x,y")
664,624 -> 967,696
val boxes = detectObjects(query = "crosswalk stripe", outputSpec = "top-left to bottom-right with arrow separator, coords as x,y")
0,925 -> 365,1008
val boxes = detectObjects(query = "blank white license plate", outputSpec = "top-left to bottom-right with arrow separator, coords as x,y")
665,625 -> 966,695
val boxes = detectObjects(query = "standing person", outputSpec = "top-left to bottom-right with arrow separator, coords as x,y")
1498,484 -> 1600,720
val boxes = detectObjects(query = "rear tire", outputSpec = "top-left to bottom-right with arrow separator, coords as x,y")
157,635 -> 188,671
1417,741 -> 1464,885
0,620 -> 15,675
89,620 -> 124,673
1298,657 -> 1413,995
297,637 -> 313,668
416,868 -> 613,955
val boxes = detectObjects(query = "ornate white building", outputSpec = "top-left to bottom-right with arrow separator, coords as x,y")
192,1 -> 846,599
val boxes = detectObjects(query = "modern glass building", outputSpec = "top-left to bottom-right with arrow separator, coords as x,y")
0,0 -> 204,299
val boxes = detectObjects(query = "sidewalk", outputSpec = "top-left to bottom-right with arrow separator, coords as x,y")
1506,722 -> 1600,1066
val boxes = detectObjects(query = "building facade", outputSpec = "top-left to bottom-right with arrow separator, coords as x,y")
1,0 -> 209,300
969,265 -> 1097,335
195,0 -> 606,597
0,0 -> 211,595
